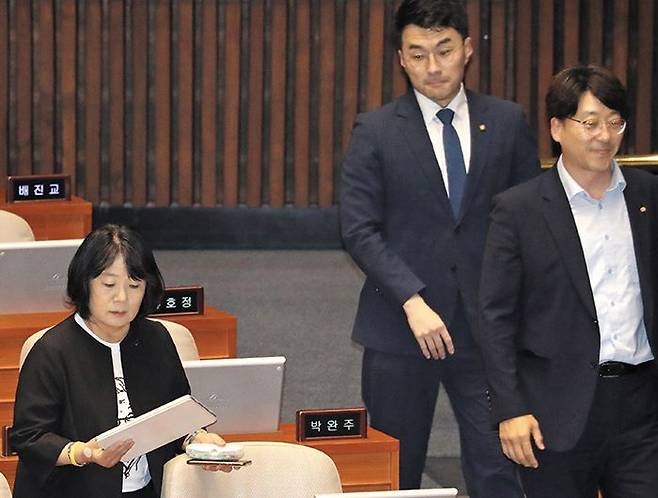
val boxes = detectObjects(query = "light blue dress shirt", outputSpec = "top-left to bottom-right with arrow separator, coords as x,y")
557,157 -> 654,365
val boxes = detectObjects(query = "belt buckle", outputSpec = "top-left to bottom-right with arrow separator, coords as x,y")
598,361 -> 626,377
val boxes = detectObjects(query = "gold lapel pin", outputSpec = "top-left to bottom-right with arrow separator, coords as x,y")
479,124 -> 486,132
640,206 -> 647,213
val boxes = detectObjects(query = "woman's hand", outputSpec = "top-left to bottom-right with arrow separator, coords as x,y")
84,438 -> 134,468
188,432 -> 237,473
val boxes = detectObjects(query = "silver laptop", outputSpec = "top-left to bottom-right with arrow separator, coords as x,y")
0,238 -> 83,314
315,490 -> 458,498
182,356 -> 286,434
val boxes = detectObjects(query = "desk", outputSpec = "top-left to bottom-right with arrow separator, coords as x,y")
0,194 -> 92,240
224,423 -> 399,492
0,306 -> 237,428
0,424 -> 399,492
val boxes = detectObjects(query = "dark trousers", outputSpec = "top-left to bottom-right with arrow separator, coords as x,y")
361,306 -> 522,497
520,366 -> 658,498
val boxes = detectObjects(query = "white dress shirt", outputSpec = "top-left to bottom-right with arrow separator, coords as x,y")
415,84 -> 471,198
557,158 -> 654,365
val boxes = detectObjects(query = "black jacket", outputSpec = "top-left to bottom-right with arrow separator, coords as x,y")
11,315 -> 190,498
477,167 -> 658,450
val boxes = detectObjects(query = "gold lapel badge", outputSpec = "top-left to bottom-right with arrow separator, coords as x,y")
479,124 -> 486,132
640,206 -> 647,213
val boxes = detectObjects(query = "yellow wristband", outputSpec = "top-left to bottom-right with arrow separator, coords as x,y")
68,442 -> 86,467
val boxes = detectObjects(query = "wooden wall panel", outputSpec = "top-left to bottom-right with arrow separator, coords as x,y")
612,0 -> 629,86
247,0 -> 264,208
200,0 -> 218,207
318,1 -> 335,207
537,0 -> 554,158
341,0 -> 360,156
84,0 -> 102,203
563,0 -> 579,68
515,0 -> 531,117
268,0 -> 286,207
177,0 -> 194,207
588,0 -> 604,65
59,0 -> 76,185
464,0 -> 480,91
222,0 -> 240,208
109,0 -> 125,205
366,1 -> 385,110
15,0 -> 33,175
131,0 -> 148,207
489,0 -> 506,99
391,0 -> 406,98
2,0 -> 657,211
154,0 -> 172,207
634,0 -> 654,154
0,0 -> 8,179
38,0 -> 55,174
293,0 -> 310,207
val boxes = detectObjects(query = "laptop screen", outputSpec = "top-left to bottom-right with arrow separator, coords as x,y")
183,356 -> 286,434
0,238 -> 82,313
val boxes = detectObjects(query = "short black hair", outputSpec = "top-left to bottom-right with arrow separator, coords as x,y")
546,64 -> 628,121
395,0 -> 469,48
67,224 -> 164,319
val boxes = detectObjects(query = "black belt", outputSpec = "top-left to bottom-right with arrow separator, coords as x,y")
598,360 -> 654,378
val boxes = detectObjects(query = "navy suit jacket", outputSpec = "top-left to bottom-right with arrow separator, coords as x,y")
340,89 -> 540,356
477,167 -> 658,450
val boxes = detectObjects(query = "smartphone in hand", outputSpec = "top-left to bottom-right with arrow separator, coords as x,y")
186,458 -> 252,467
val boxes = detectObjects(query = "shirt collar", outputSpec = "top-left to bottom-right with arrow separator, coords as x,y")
414,84 -> 468,127
556,155 -> 626,202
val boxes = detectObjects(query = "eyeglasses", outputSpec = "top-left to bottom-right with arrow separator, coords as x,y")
566,116 -> 627,135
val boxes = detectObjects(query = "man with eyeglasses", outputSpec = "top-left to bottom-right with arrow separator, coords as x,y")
477,64 -> 658,497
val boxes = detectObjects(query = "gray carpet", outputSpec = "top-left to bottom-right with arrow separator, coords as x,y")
423,457 -> 467,496
155,249 -> 465,492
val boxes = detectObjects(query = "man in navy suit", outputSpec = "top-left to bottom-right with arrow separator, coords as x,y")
339,0 -> 539,494
478,65 -> 658,497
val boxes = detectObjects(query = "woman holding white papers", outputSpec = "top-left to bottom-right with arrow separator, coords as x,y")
11,225 -> 229,498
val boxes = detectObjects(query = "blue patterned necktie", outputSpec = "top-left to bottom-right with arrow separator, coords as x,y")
437,108 -> 466,217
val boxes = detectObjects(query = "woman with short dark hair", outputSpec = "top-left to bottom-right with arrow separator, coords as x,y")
66,224 -> 165,321
11,224 -> 228,498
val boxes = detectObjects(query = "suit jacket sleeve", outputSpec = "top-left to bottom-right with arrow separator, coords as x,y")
339,112 -> 426,305
477,193 -> 531,423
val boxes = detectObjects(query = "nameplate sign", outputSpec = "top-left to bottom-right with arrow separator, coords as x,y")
1,425 -> 15,456
296,407 -> 367,441
7,174 -> 71,202
152,286 -> 204,316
